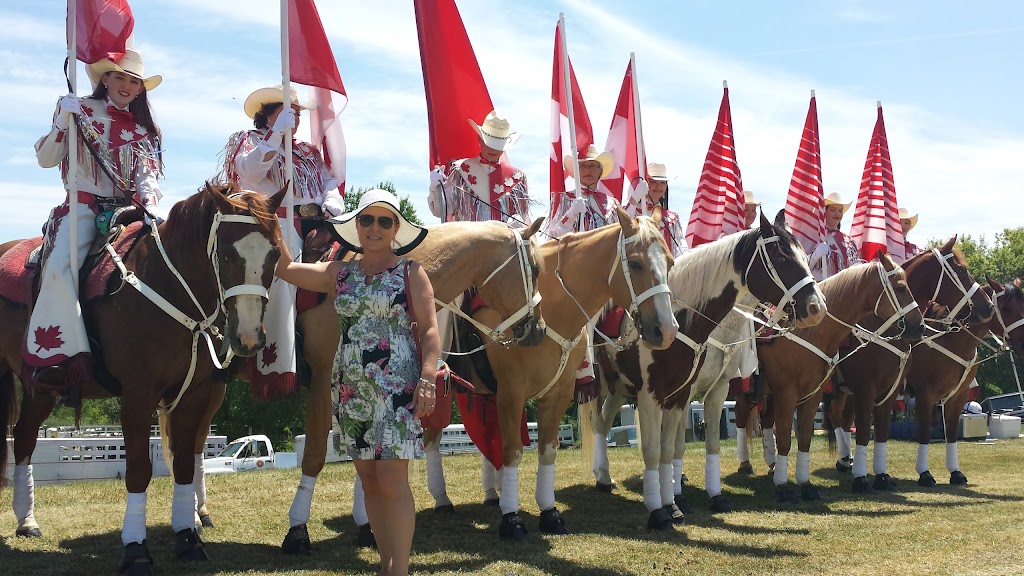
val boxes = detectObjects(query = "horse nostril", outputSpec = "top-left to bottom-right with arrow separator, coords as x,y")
807,301 -> 820,317
651,325 -> 663,343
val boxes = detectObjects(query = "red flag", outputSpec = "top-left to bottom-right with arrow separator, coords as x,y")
69,0 -> 134,64
288,0 -> 345,94
685,84 -> 745,248
308,86 -> 347,195
599,59 -> 645,204
414,0 -> 493,170
850,103 -> 904,262
784,92 -> 827,254
549,21 -> 593,216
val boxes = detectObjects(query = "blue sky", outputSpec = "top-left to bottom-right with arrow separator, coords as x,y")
1,0 -> 1021,246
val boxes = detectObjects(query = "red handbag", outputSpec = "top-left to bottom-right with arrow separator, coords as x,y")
404,261 -> 473,429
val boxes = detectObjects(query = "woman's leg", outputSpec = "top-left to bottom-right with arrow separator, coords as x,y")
355,459 -> 414,576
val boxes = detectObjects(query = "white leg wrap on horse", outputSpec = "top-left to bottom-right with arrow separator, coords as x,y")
593,432 -> 609,476
834,427 -> 851,459
499,465 -> 520,515
873,442 -> 888,475
705,454 -> 721,497
172,482 -> 196,532
193,454 -> 207,511
735,428 -> 749,462
672,458 -> 683,495
426,447 -> 451,506
795,451 -> 811,485
659,463 -> 674,507
288,474 -> 317,528
535,463 -> 556,511
916,444 -> 930,474
852,444 -> 869,478
763,427 -> 777,466
945,442 -> 960,473
122,492 -> 147,545
13,464 -> 35,523
643,469 -> 661,512
773,455 -> 789,486
352,474 -> 368,526
481,456 -> 499,499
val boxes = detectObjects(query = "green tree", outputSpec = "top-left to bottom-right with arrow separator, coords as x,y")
210,378 -> 308,451
344,181 -> 423,226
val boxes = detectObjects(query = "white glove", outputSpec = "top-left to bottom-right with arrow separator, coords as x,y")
631,178 -> 649,204
54,94 -> 81,130
564,196 -> 588,220
271,106 -> 296,135
143,201 -> 166,226
429,168 -> 445,189
321,197 -> 343,218
810,241 -> 830,261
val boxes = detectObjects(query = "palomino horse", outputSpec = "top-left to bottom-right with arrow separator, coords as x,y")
0,184 -> 283,574
821,240 -> 994,492
428,209 -> 679,540
755,254 -> 924,503
583,210 -> 826,528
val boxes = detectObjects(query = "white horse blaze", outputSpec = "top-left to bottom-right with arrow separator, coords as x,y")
647,243 -> 677,348
230,231 -> 274,346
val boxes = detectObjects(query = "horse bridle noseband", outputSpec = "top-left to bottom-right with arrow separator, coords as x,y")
992,287 -> 1024,347
743,232 -> 817,326
928,248 -> 982,327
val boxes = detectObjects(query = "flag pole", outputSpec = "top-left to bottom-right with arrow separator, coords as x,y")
631,53 -> 645,182
280,0 -> 297,256
559,14 -> 583,231
67,0 -> 79,294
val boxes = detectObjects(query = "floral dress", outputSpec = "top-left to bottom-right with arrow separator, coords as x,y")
331,259 -> 424,460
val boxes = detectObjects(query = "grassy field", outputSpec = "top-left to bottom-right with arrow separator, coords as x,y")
2,437 -> 1024,575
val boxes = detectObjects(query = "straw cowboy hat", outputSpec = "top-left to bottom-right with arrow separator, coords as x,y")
243,85 -> 315,119
647,163 -> 669,181
563,145 -> 614,180
469,110 -> 516,151
87,49 -> 161,92
898,207 -> 919,232
329,188 -> 427,256
743,190 -> 763,206
824,192 -> 852,214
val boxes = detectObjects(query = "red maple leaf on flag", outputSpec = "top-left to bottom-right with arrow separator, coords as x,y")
261,342 -> 278,368
34,325 -> 65,352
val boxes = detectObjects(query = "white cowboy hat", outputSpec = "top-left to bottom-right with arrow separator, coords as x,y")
647,163 -> 669,181
243,85 -> 316,119
743,190 -> 763,206
87,49 -> 162,92
329,188 -> 427,256
469,110 -> 515,151
898,207 -> 919,232
824,192 -> 852,214
563,145 -> 614,180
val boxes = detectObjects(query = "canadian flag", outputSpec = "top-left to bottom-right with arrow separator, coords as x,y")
549,17 -> 593,218
308,87 -> 346,195
784,92 -> 827,254
599,56 -> 645,206
850,102 -> 905,263
685,82 -> 745,248
288,0 -> 345,94
68,0 -> 134,64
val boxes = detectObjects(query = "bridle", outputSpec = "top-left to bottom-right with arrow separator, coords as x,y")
927,248 -> 982,327
992,286 -> 1024,346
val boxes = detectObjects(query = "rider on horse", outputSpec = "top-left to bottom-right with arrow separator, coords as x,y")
623,162 -> 686,257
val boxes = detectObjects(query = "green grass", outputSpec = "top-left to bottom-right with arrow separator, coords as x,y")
3,437 -> 1024,575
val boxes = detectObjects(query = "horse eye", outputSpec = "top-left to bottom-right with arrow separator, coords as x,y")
628,260 -> 642,272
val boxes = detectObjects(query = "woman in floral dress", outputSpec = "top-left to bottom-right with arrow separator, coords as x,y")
276,188 -> 438,576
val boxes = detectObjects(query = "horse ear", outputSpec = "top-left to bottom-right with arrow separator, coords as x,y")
1015,277 -> 1022,289
651,205 -> 664,225
941,236 -> 956,253
522,216 -> 544,241
773,208 -> 787,229
876,251 -> 892,268
203,181 -> 234,213
268,184 -> 287,215
616,206 -> 638,237
758,210 -> 772,237
988,277 -> 1003,292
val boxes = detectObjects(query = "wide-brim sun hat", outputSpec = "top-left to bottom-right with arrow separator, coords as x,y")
329,188 -> 427,256
898,207 -> 919,232
823,192 -> 852,214
243,85 -> 316,119
563,144 -> 614,180
87,49 -> 162,92
469,110 -> 516,151
743,190 -> 763,206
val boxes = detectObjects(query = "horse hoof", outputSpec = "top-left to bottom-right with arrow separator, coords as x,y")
737,462 -> 755,475
950,471 -> 968,486
767,463 -> 776,475
434,503 -> 455,514
680,473 -> 689,484
873,473 -> 898,491
15,526 -> 42,538
355,523 -> 377,549
917,471 -> 937,488
539,508 -> 570,534
199,514 -> 214,528
174,528 -> 208,562
498,512 -> 529,541
646,506 -> 674,530
800,482 -> 822,501
118,541 -> 153,576
281,523 -> 313,555
710,494 -> 732,513
595,481 -> 616,493
775,484 -> 799,504
483,497 -> 501,507
674,494 -> 692,514
851,476 -> 874,494
669,504 -> 686,525
835,458 -> 853,473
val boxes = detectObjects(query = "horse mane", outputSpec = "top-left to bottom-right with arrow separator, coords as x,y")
668,228 -> 749,315
818,262 -> 877,304
161,183 -> 281,249
634,214 -> 670,253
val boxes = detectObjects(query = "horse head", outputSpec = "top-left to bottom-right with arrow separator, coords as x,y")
991,277 -> 1024,357
474,217 -> 548,347
873,252 -> 925,341
741,210 -> 826,328
905,236 -> 993,327
611,206 -> 678,349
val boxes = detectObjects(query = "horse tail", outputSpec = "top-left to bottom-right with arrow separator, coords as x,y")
822,391 -> 837,455
0,367 -> 14,489
577,394 -> 597,484
159,411 -> 174,475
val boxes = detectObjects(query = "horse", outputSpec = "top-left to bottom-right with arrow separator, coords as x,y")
0,183 -> 284,575
754,253 -> 924,503
424,208 -> 680,540
820,239 -> 995,492
581,209 -> 826,528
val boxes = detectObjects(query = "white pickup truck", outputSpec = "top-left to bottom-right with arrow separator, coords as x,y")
204,434 -> 276,474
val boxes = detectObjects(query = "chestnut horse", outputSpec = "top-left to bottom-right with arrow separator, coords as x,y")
755,254 -> 924,503
0,184 -> 284,574
582,210 -> 826,528
821,240 -> 994,492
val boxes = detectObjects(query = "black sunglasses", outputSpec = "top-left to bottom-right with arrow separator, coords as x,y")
357,214 -> 395,229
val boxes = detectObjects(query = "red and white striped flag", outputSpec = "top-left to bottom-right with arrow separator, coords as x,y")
598,56 -> 645,205
849,102 -> 905,263
549,18 -> 593,217
69,0 -> 134,64
685,82 -> 745,248
784,91 -> 826,254
308,87 -> 347,195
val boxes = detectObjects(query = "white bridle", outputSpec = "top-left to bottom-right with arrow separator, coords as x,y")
928,248 -> 982,326
992,287 -> 1024,346
743,233 -> 818,326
